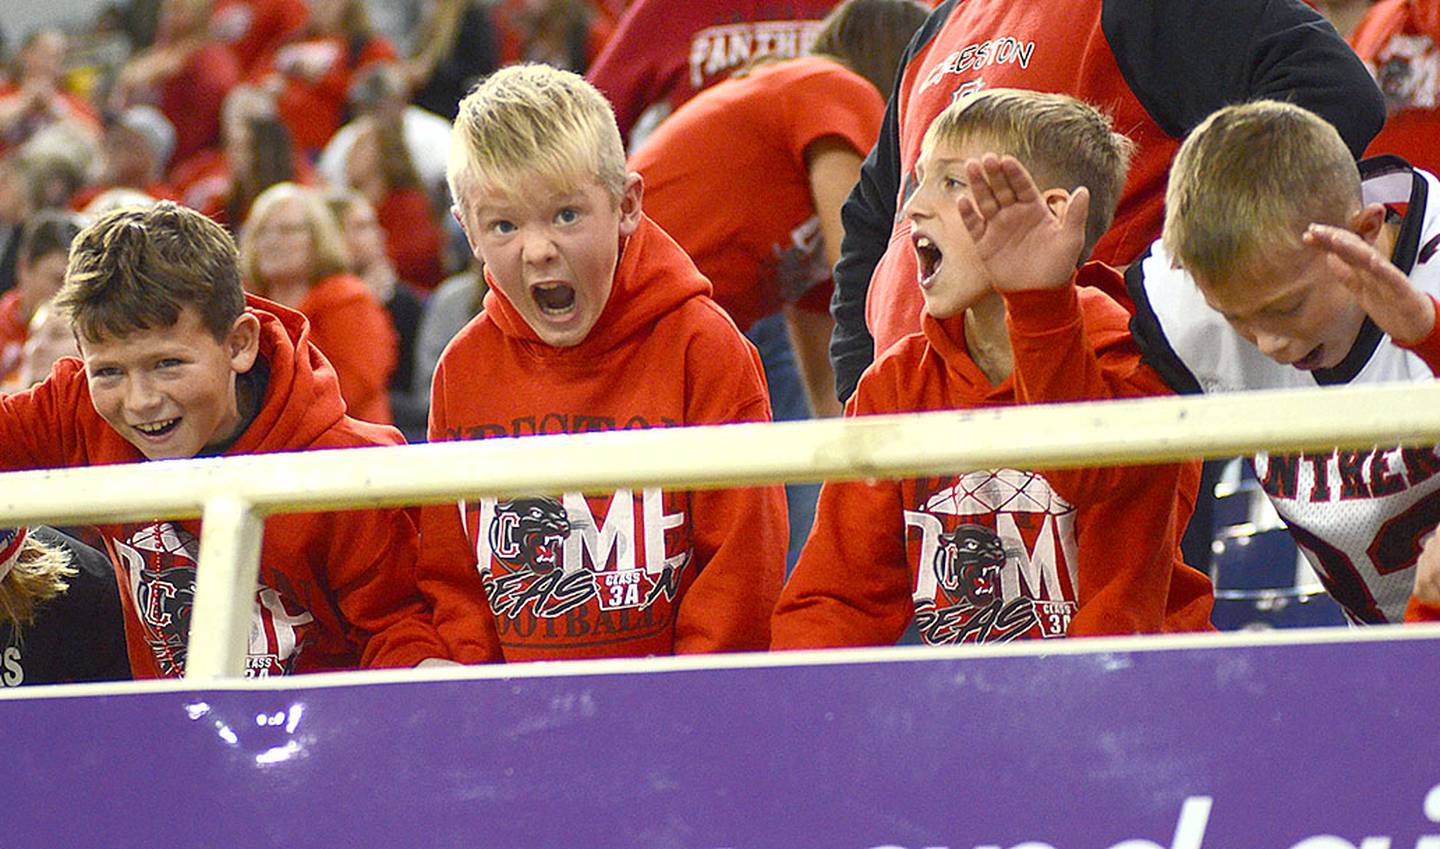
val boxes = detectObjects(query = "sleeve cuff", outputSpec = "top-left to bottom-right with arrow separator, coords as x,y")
1395,293 -> 1440,375
1001,280 -> 1081,338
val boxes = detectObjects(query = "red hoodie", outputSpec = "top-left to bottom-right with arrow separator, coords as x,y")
772,269 -> 1214,647
419,215 -> 787,662
0,296 -> 445,677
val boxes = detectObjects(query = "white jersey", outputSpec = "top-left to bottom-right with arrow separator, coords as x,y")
1128,157 -> 1440,623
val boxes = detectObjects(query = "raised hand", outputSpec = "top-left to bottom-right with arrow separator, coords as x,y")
955,153 -> 1089,293
1303,223 -> 1435,345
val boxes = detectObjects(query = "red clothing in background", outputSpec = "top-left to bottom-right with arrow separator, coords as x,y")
169,148 -> 319,229
0,290 -> 25,385
297,273 -> 397,425
376,186 -> 445,291
772,273 -> 1214,648
0,296 -> 444,677
830,0 -> 1384,401
159,43 -> 242,169
632,56 -> 882,331
419,215 -> 787,662
587,0 -> 838,140
260,34 -> 397,153
1351,0 -> 1440,175
211,0 -> 309,74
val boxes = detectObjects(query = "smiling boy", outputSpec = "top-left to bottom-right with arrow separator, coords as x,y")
0,202 -> 447,677
420,64 -> 786,662
1127,100 -> 1440,624
772,89 -> 1213,648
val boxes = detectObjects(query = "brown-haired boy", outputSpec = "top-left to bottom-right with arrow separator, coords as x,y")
772,89 -> 1213,647
423,64 -> 786,662
0,201 -> 446,677
1128,99 -> 1440,624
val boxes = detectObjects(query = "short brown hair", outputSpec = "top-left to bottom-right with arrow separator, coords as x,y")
1162,100 -> 1360,289
447,64 -> 626,205
924,88 -> 1135,262
56,201 -> 244,343
810,0 -> 930,96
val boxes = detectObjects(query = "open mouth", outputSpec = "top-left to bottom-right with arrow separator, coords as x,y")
531,283 -> 577,316
913,234 -> 943,286
135,418 -> 180,438
1293,345 -> 1325,371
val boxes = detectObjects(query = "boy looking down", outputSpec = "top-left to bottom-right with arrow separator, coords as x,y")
422,64 -> 786,662
1128,100 -> 1440,624
772,89 -> 1213,647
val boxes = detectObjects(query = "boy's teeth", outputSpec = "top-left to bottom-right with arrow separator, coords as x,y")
137,419 -> 177,434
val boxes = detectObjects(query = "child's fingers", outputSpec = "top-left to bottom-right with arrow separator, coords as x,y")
998,155 -> 1041,205
963,157 -> 1001,219
956,193 -> 986,241
1062,186 -> 1091,239
1303,224 -> 1388,276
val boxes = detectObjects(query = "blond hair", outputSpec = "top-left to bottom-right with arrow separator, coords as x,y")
57,201 -> 244,344
0,533 -> 75,634
238,182 -> 352,293
923,88 -> 1135,262
447,64 -> 626,206
1162,100 -> 1360,289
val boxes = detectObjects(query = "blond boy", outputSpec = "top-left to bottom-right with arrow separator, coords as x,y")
772,89 -> 1212,648
419,64 -> 786,662
1127,99 -> 1440,623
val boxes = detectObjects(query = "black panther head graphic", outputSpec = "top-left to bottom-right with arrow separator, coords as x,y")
934,524 -> 1007,606
490,497 -> 572,575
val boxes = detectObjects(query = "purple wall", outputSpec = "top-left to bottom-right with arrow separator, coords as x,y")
7,637 -> 1440,849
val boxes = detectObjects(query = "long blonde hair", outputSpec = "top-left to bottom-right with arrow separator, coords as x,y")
0,530 -> 75,634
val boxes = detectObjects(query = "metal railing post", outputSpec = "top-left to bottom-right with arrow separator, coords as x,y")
184,495 -> 265,680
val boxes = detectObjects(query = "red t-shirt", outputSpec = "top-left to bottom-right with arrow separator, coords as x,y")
0,290 -> 26,385
259,34 -> 398,153
632,57 -> 882,331
210,0 -> 309,74
159,42 -> 242,168
418,215 -> 787,662
587,0 -> 840,139
376,186 -> 445,291
773,271 -> 1214,647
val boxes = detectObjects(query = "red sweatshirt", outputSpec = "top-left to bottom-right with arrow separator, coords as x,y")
297,273 -> 396,425
0,296 -> 444,677
772,270 -> 1214,647
419,215 -> 787,662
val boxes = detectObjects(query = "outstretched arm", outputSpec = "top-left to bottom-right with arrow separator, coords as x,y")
956,154 -> 1090,293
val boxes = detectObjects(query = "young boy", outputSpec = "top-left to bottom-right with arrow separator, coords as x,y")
1127,99 -> 1440,625
0,201 -> 447,677
422,63 -> 787,662
772,89 -> 1213,647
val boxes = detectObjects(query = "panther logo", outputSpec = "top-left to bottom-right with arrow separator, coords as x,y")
934,524 -> 1007,606
490,497 -> 572,574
